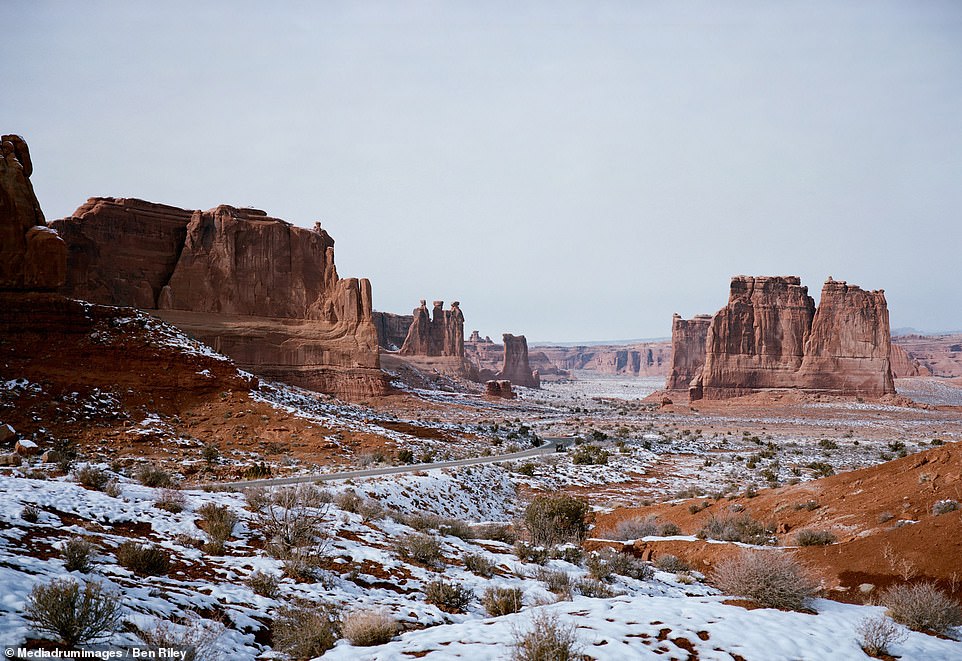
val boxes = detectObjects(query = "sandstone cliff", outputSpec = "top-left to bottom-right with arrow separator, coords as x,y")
537,343 -> 669,377
892,334 -> 962,378
399,300 -> 464,357
665,314 -> 711,390
53,198 -> 384,398
889,343 -> 929,378
498,333 -> 540,389
690,275 -> 895,400
0,135 -> 66,290
372,311 -> 413,351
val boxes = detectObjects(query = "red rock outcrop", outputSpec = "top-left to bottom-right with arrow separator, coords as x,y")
690,275 -> 896,400
468,330 -> 492,344
485,380 -> 515,399
892,334 -> 961,378
0,135 -> 66,290
399,300 -> 464,357
372,311 -> 414,351
53,199 -> 385,398
537,342 -> 670,377
665,314 -> 712,390
889,344 -> 928,378
498,333 -> 540,389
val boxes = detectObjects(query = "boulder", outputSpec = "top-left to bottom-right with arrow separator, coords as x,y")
14,438 -> 39,456
485,379 -> 515,398
0,423 -> 15,443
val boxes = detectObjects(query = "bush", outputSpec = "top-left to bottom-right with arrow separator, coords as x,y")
341,609 -> 397,646
272,600 -> 341,658
75,465 -> 111,491
932,499 -> 960,516
654,554 -> 691,573
881,582 -> 962,633
335,490 -> 363,513
697,514 -> 774,546
464,553 -> 496,577
395,533 -> 442,567
585,548 -> 651,581
257,485 -> 329,559
358,498 -> 386,522
570,444 -> 609,465
511,612 -> 583,661
197,503 -> 238,542
24,579 -> 123,646
713,551 -> 818,611
483,586 -> 523,616
154,488 -> 186,513
794,529 -> 837,546
115,541 -> 171,576
535,568 -> 572,599
856,615 -> 907,657
523,494 -> 591,547
575,578 -> 614,598
514,541 -> 548,565
659,521 -> 681,536
21,505 -> 39,522
425,579 -> 473,613
549,545 -> 584,564
138,617 -> 221,661
62,538 -> 96,573
438,517 -> 474,540
136,464 -> 175,488
474,523 -> 516,544
611,516 -> 659,540
246,570 -> 280,598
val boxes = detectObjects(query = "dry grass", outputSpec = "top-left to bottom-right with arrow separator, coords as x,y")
341,609 -> 398,646
713,550 -> 818,611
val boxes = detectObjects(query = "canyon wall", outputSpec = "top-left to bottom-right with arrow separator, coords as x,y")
690,275 -> 895,400
372,311 -> 413,351
665,314 -> 712,390
52,198 -> 385,398
536,343 -> 669,377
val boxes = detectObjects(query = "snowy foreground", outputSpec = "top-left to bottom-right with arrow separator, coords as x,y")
1,472 -> 960,660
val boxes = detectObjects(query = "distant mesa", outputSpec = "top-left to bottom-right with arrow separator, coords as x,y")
51,197 -> 385,398
668,275 -> 897,400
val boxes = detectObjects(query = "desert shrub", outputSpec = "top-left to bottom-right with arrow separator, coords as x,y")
585,548 -> 651,581
395,510 -> 441,532
549,545 -> 584,564
806,462 -> 835,478
243,486 -> 269,511
464,552 -> 496,577
115,541 -> 171,576
536,568 -> 572,598
473,523 -> 516,544
881,582 -> 962,633
425,579 -> 473,613
396,448 -> 415,464
75,465 -> 111,491
197,503 -> 238,542
395,533 -> 442,567
62,538 -> 96,573
513,541 -> 548,565
523,494 -> 590,547
21,505 -> 39,522
334,489 -> 363,513
654,554 -> 691,573
697,514 -> 774,546
201,445 -> 220,467
103,480 -> 122,498
611,516 -> 659,540
358,498 -> 386,522
856,615 -> 907,657
271,600 -> 341,658
659,521 -> 682,536
438,517 -> 474,540
483,586 -> 523,616
154,488 -> 186,513
136,464 -> 175,488
570,444 -> 609,465
712,550 -> 818,611
138,616 -> 221,661
341,609 -> 397,646
257,485 -> 330,559
246,570 -> 280,598
794,529 -> 837,546
932,499 -> 960,516
575,578 -> 614,598
24,579 -> 123,646
511,612 -> 583,661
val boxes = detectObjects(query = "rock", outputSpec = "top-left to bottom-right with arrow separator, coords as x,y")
660,396 -> 673,407
40,450 -> 61,464
0,134 -> 67,290
399,300 -> 464,357
14,438 -> 39,456
485,379 -> 515,398
0,453 -> 20,466
537,342 -> 671,377
0,423 -> 15,443
690,275 -> 895,400
666,314 -> 712,390
859,583 -> 875,594
890,343 -> 930,378
53,200 -> 385,398
372,311 -> 414,351
497,333 -> 540,389
468,330 -> 484,343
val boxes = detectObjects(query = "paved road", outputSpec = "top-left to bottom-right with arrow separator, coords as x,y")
197,437 -> 574,491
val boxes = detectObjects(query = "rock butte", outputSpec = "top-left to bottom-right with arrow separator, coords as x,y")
665,314 -> 711,390
676,275 -> 895,400
498,333 -> 540,389
51,197 -> 385,398
399,300 -> 465,358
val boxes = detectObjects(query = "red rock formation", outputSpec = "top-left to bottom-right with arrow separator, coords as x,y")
372,311 -> 413,351
889,344 -> 928,378
666,314 -> 711,390
0,135 -> 66,290
485,380 -> 515,398
53,199 -> 385,398
498,333 -> 540,389
537,342 -> 670,377
796,278 -> 894,396
398,300 -> 464,357
892,334 -> 960,377
690,276 -> 896,400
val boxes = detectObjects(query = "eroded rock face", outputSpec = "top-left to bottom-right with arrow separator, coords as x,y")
399,300 -> 464,357
0,135 -> 66,290
666,314 -> 712,390
53,198 -> 384,398
373,311 -> 413,351
498,333 -> 540,389
485,380 -> 515,398
690,275 -> 895,400
889,342 -> 933,378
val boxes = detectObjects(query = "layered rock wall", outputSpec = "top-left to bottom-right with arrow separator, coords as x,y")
372,311 -> 413,351
537,343 -> 670,377
666,314 -> 711,390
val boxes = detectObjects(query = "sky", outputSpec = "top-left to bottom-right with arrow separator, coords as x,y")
2,1 -> 960,342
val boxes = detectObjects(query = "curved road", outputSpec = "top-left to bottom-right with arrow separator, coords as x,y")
197,437 -> 574,491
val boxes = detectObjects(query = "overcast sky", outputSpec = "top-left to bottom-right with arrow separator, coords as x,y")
3,1 -> 960,341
